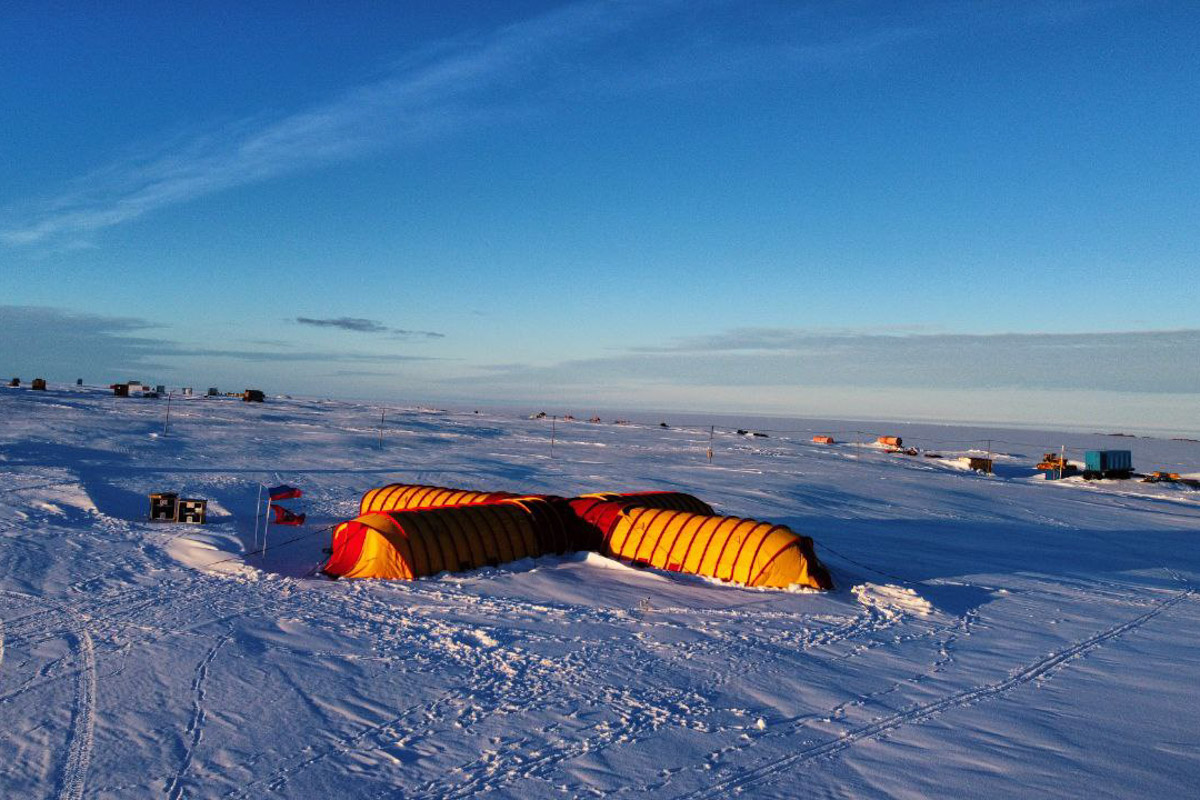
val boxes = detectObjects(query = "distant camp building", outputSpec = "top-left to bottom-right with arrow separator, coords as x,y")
31,378 -> 47,391
243,389 -> 265,403
110,381 -> 154,397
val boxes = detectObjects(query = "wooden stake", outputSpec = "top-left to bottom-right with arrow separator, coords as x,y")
551,415 -> 556,458
163,390 -> 173,435
378,410 -> 385,449
708,425 -> 714,463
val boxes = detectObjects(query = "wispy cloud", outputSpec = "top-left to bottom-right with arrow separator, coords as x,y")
391,329 -> 446,340
632,325 -> 941,353
457,328 -> 1200,395
296,317 -> 390,334
0,0 -> 1119,249
0,0 -> 1002,249
0,305 -> 439,378
0,0 -> 677,247
295,316 -> 444,339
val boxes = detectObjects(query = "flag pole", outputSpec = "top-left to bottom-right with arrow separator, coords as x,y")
254,483 -> 262,552
262,490 -> 272,559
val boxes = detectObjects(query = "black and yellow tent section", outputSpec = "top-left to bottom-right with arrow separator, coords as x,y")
568,491 -> 715,551
602,506 -> 833,590
324,498 -> 583,580
358,483 -> 515,516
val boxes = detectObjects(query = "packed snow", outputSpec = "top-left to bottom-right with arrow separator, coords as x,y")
1,384 -> 1198,798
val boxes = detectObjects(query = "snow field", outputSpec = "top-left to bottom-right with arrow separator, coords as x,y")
0,386 -> 1198,798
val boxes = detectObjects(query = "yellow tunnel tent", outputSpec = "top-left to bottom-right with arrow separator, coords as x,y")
601,506 -> 833,590
358,483 -> 515,516
568,491 -> 714,550
325,497 -> 585,580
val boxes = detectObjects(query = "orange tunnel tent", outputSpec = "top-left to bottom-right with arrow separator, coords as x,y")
358,483 -> 516,516
332,485 -> 833,591
325,498 -> 583,580
592,504 -> 833,590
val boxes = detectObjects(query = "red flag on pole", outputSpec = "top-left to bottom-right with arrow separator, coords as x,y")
270,503 -> 306,526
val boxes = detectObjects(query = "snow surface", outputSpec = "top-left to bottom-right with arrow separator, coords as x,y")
1,385 -> 1198,798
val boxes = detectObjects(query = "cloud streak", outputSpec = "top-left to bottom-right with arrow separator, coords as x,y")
296,317 -> 389,333
458,328 -> 1200,395
0,305 -> 440,380
0,0 -> 1001,248
295,316 -> 445,339
0,0 -> 678,247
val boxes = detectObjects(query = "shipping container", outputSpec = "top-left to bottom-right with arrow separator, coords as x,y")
1084,450 -> 1132,479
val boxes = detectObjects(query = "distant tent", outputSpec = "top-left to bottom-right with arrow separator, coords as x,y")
324,498 -> 585,580
577,504 -> 833,590
358,483 -> 517,516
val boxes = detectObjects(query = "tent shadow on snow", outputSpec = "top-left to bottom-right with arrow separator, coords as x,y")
782,515 -> 1199,591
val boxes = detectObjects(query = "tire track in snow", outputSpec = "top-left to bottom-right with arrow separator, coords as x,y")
59,625 -> 96,800
1,590 -> 101,800
166,630 -> 232,800
676,586 -> 1195,799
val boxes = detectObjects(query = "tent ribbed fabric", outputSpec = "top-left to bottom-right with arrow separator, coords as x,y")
325,499 -> 561,580
328,503 -> 540,578
331,485 -> 832,590
604,506 -> 833,590
358,483 -> 514,516
569,491 -> 714,550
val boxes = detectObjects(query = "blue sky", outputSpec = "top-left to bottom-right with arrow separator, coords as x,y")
2,1 -> 1198,430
